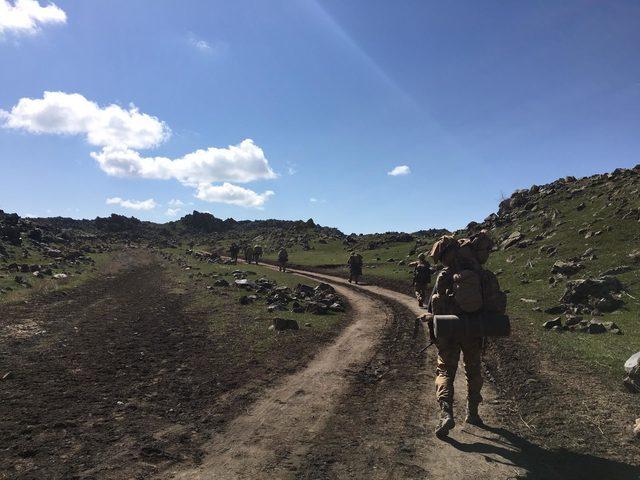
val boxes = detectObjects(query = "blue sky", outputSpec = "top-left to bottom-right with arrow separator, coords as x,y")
1,0 -> 639,233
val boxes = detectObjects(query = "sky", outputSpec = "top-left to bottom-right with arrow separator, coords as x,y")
1,0 -> 639,233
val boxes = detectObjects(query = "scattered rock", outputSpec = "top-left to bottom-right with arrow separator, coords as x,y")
551,260 -> 584,277
53,273 -> 68,280
501,231 -> 524,250
272,318 -> 299,331
543,317 -> 562,329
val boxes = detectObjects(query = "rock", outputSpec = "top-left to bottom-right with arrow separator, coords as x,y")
314,283 -> 335,295
543,317 -> 562,329
587,320 -> 606,334
595,296 -> 623,313
53,273 -> 68,279
624,352 -> 640,393
329,302 -> 345,312
602,265 -> 633,276
544,305 -> 566,314
291,301 -> 306,314
234,279 -> 256,289
560,277 -> 623,306
273,318 -> 299,331
576,202 -> 586,211
565,315 -> 583,327
501,231 -> 524,250
634,419 -> 640,438
306,301 -> 328,315
520,298 -> 537,304
551,260 -> 584,277
239,295 -> 250,305
213,279 -> 229,287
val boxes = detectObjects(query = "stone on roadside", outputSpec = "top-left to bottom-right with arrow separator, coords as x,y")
272,318 -> 299,331
543,317 -> 562,329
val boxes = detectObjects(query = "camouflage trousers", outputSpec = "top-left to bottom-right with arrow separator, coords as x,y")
435,337 -> 483,406
414,283 -> 430,305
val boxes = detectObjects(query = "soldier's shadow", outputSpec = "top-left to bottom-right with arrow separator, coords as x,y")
443,424 -> 639,480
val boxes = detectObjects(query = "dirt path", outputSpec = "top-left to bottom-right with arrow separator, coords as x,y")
173,267 -> 525,479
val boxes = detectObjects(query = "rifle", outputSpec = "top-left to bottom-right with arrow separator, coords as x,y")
416,314 -> 436,355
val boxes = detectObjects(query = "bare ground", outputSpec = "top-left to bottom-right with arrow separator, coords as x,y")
2,253 -> 639,479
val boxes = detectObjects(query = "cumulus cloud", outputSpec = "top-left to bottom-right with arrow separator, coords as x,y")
90,139 -> 276,185
0,0 -> 66,35
106,197 -> 158,211
1,92 -> 277,208
168,199 -> 184,207
1,91 -> 170,149
166,207 -> 181,217
196,183 -> 274,208
388,165 -> 411,176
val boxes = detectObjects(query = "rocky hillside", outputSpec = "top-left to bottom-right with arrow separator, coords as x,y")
467,165 -> 640,375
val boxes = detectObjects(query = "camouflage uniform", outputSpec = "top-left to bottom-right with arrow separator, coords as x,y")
412,260 -> 431,307
278,249 -> 288,272
429,268 -> 483,408
253,245 -> 263,264
347,253 -> 363,284
230,243 -> 240,264
244,245 -> 254,264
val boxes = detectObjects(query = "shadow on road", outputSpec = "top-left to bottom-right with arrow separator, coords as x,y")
443,424 -> 639,480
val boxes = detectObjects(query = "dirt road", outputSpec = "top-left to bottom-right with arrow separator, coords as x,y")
173,267 -> 526,480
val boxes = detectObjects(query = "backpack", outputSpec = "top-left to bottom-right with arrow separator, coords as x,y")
453,269 -> 483,312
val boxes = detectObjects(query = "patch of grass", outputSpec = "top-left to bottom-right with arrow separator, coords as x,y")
158,248 -> 349,363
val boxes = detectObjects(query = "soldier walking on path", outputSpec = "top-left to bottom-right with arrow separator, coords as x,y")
253,245 -> 263,264
426,231 -> 503,439
229,242 -> 240,264
411,253 -> 432,307
347,252 -> 363,284
244,244 -> 254,264
278,247 -> 289,272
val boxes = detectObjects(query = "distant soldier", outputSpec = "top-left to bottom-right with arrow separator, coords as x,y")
347,252 -> 363,284
412,253 -> 432,307
253,245 -> 263,264
229,242 -> 240,264
278,248 -> 289,272
244,244 -> 254,264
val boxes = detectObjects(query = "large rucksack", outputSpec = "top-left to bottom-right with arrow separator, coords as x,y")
429,233 -> 507,316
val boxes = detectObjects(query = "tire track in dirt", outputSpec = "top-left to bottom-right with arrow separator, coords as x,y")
172,267 -> 525,479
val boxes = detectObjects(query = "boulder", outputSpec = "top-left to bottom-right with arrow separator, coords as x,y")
587,320 -> 606,334
213,279 -> 229,287
500,231 -> 524,250
273,318 -> 299,331
543,317 -> 562,329
314,283 -> 335,295
624,352 -> 640,393
551,260 -> 584,277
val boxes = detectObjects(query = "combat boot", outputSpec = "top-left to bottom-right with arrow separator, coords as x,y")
465,401 -> 483,426
434,401 -> 455,438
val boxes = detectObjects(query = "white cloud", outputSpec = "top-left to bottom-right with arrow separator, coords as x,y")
388,165 -> 411,176
0,0 -> 66,35
2,92 -> 277,209
106,197 -> 158,211
165,207 -> 182,217
1,91 -> 170,149
187,33 -> 228,56
90,139 -> 276,185
196,182 -> 274,208
168,199 -> 184,207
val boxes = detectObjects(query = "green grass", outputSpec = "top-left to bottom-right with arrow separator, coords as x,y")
159,247 -> 348,349
259,174 -> 640,380
0,246 -> 116,304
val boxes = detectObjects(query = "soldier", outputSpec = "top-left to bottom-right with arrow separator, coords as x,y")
412,253 -> 432,307
278,247 -> 289,272
427,235 -> 485,438
229,242 -> 240,264
253,245 -> 263,264
244,244 -> 254,264
347,252 -> 363,284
